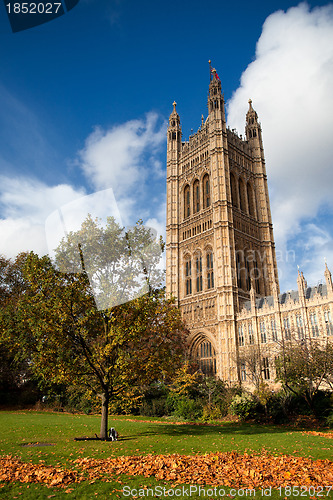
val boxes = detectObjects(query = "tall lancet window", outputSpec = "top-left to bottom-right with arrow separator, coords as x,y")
185,257 -> 192,295
203,174 -> 210,208
207,251 -> 214,289
196,253 -> 203,292
184,185 -> 190,218
193,180 -> 200,213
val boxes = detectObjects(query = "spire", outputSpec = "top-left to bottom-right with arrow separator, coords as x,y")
168,101 -> 181,150
324,260 -> 333,291
207,62 -> 224,120
297,268 -> 307,299
245,98 -> 261,142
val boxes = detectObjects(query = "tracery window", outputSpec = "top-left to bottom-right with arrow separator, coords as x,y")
262,358 -> 270,380
203,174 -> 210,208
324,309 -> 333,335
236,252 -> 242,289
296,314 -> 304,339
195,340 -> 216,375
238,177 -> 246,213
310,313 -> 319,337
207,251 -> 214,289
196,253 -> 203,292
247,182 -> 255,217
238,325 -> 244,346
271,319 -> 278,341
193,179 -> 200,213
185,257 -> 192,296
248,323 -> 254,344
260,321 -> 266,343
184,185 -> 190,218
284,317 -> 291,339
230,173 -> 238,208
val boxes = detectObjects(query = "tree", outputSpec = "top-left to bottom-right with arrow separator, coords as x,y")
0,253 -> 34,401
275,335 -> 333,412
16,217 -> 186,439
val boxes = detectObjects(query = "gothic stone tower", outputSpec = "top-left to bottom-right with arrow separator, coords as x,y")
166,67 -> 279,382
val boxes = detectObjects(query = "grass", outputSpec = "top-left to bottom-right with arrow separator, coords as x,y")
0,410 -> 332,499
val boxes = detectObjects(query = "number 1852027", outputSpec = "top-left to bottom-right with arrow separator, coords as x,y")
277,486 -> 333,496
6,2 -> 62,14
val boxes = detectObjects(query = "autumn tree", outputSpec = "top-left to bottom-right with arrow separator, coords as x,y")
0,253 -> 34,401
17,217 -> 186,439
275,334 -> 333,412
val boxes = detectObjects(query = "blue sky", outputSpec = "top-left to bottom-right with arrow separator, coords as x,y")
0,0 -> 333,292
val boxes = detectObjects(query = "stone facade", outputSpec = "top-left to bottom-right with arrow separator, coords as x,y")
166,67 -> 333,385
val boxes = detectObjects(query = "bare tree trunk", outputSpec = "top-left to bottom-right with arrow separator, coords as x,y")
100,392 -> 109,440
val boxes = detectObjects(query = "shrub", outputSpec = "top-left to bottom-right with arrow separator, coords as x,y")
325,412 -> 333,428
174,397 -> 203,421
229,393 -> 257,420
201,404 -> 223,422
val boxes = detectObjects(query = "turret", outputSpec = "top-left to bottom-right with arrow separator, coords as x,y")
207,62 -> 226,124
297,268 -> 307,301
166,101 -> 181,302
245,99 -> 262,143
324,261 -> 333,293
167,101 -> 181,153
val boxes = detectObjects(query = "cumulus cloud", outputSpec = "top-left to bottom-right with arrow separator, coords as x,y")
0,111 -> 168,260
78,112 -> 167,195
0,177 -> 86,258
227,2 -> 333,288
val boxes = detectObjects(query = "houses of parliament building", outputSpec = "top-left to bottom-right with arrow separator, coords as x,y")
166,66 -> 333,386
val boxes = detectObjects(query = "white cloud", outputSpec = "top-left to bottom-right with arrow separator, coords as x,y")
227,2 -> 333,289
0,111 -> 168,260
0,177 -> 86,258
78,112 -> 167,195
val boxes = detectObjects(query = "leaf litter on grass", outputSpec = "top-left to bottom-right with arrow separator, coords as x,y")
1,451 -> 333,490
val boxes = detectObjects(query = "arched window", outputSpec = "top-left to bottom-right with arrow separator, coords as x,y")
238,177 -> 246,213
245,253 -> 251,291
247,182 -> 255,217
195,340 -> 216,375
230,173 -> 238,208
253,253 -> 261,295
207,251 -> 214,289
196,253 -> 203,292
203,174 -> 210,208
236,252 -> 242,289
184,185 -> 190,218
193,179 -> 200,213
185,256 -> 192,295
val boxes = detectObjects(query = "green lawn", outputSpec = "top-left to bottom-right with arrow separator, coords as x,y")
0,411 -> 332,499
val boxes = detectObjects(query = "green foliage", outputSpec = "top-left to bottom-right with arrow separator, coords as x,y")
201,403 -> 223,422
229,393 -> 257,420
275,338 -> 333,412
0,216 -> 187,438
173,396 -> 203,421
169,362 -> 203,398
326,411 -> 333,428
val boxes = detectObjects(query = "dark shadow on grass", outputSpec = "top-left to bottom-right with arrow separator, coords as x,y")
120,421 -> 294,438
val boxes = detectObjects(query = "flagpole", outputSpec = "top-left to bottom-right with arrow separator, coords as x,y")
209,60 -> 212,81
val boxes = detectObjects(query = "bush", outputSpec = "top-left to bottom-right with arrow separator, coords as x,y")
229,393 -> 257,420
325,412 -> 333,428
139,382 -> 171,417
201,404 -> 223,422
265,393 -> 289,424
173,397 -> 203,421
